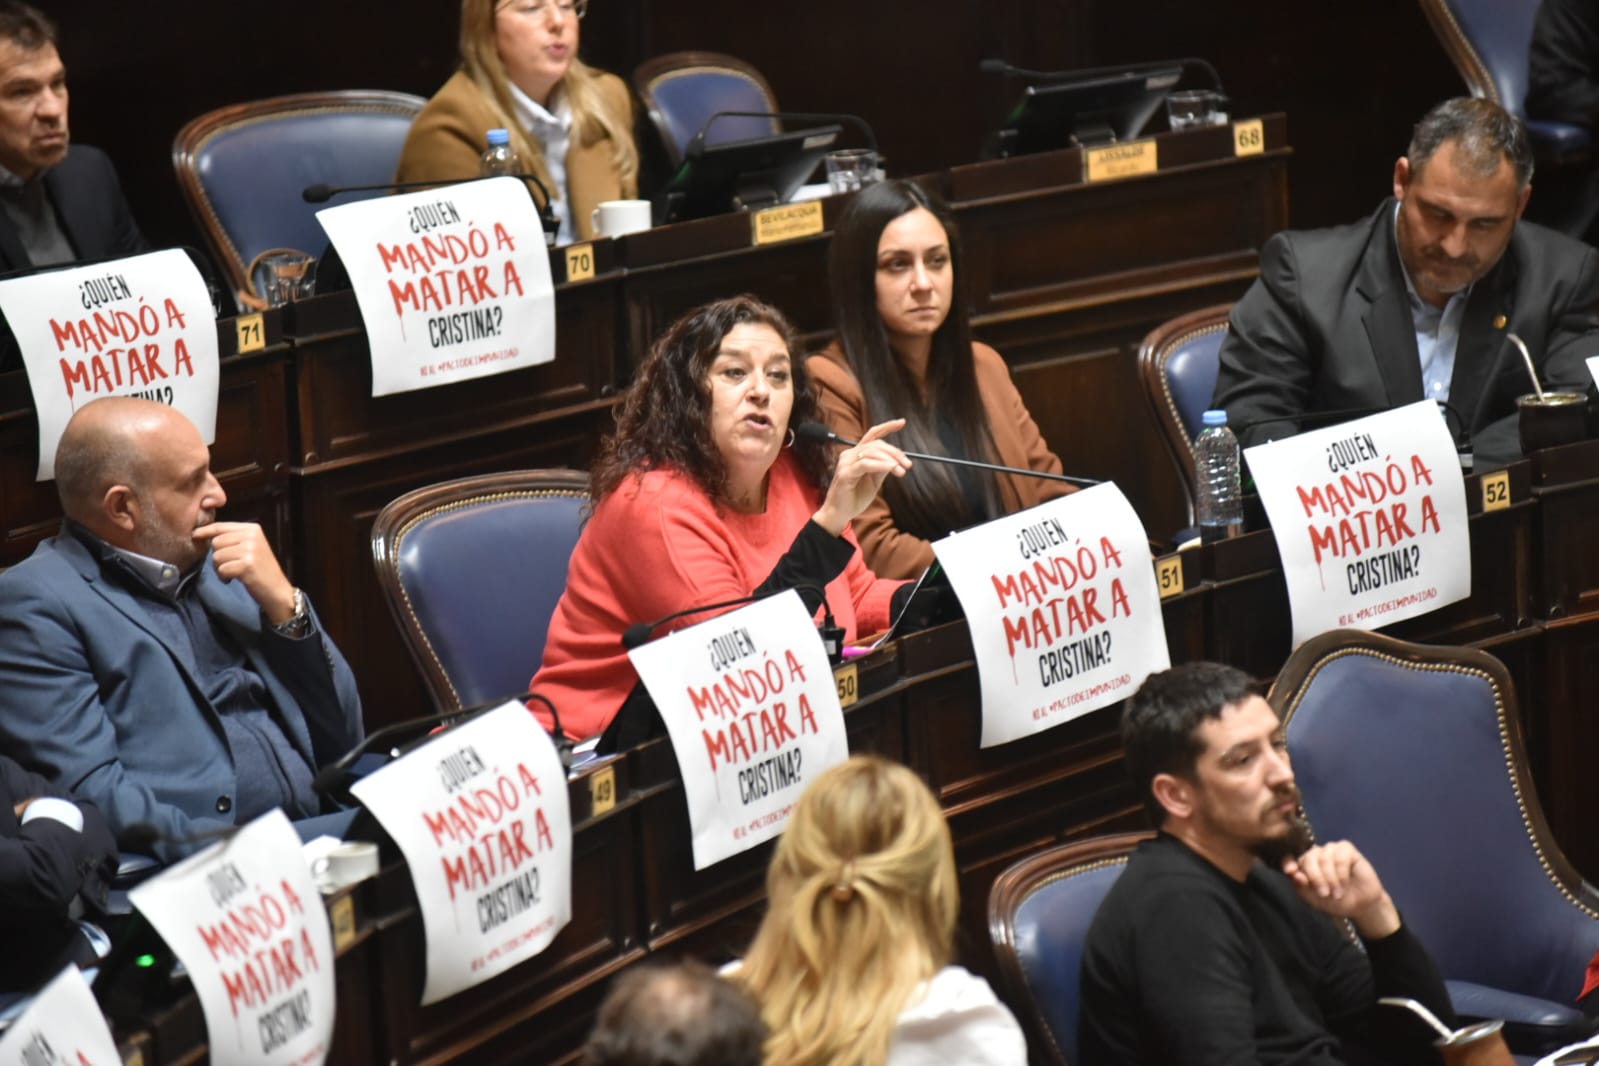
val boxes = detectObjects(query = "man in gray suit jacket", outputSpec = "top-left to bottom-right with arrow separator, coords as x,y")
0,398 -> 362,862
1214,97 -> 1599,470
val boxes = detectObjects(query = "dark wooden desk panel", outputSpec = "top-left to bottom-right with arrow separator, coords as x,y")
285,280 -> 620,469
1386,464 -> 1539,645
1530,440 -> 1599,620
627,655 -> 906,957
360,763 -> 641,1066
618,210 -> 843,372
0,316 -> 292,565
947,119 -> 1290,537
285,281 -> 623,729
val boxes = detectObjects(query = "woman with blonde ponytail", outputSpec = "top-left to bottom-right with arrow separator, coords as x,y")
733,755 -> 1025,1065
396,0 -> 638,243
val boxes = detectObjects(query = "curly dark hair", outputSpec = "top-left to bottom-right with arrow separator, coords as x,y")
590,295 -> 834,506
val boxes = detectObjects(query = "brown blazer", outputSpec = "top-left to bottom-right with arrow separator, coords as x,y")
394,69 -> 636,242
807,340 -> 1074,580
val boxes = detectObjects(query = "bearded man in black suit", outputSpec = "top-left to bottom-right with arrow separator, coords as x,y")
1213,97 -> 1599,470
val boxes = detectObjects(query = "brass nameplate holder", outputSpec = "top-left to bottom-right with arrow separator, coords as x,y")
752,200 -> 824,246
1084,140 -> 1158,183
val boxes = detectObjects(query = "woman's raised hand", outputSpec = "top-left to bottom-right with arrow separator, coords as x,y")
811,419 -> 912,536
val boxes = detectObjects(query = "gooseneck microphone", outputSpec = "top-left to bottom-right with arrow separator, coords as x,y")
794,421 -> 1102,488
622,584 -> 843,660
303,175 -> 562,245
311,690 -> 573,800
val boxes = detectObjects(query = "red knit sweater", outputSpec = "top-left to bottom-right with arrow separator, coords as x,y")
530,454 -> 900,740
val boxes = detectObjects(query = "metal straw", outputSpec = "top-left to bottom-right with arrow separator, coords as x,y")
1506,332 -> 1545,401
1377,996 -> 1455,1040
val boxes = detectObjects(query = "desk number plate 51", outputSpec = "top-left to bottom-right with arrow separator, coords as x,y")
1155,555 -> 1184,599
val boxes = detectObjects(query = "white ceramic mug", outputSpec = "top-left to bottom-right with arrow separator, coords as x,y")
590,199 -> 653,239
312,841 -> 380,890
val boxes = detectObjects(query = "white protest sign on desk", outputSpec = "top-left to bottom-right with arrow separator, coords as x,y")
0,966 -> 121,1065
316,177 -> 555,397
628,590 -> 848,871
351,700 -> 571,1006
933,483 -> 1170,748
0,248 -> 218,480
1244,400 -> 1470,646
127,810 -> 334,1066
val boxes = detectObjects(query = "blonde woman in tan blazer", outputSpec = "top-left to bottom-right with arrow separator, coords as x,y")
810,180 -> 1074,580
396,0 -> 637,243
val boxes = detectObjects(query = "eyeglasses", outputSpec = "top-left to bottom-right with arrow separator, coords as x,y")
498,0 -> 588,19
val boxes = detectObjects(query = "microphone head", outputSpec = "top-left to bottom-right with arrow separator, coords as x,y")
978,58 -> 1011,76
792,421 -> 838,445
621,622 -> 655,650
302,183 -> 334,204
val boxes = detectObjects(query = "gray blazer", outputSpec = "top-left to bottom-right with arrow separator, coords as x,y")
0,529 -> 362,861
1213,200 -> 1599,468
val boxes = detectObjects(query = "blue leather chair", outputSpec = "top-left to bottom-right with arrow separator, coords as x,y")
1137,304 -> 1230,528
988,831 -> 1151,1066
1273,628 -> 1599,1051
172,90 -> 425,310
370,469 -> 589,713
633,52 -> 780,167
1417,0 -> 1590,164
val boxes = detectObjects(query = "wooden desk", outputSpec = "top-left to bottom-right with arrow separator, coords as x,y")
949,114 -> 1291,539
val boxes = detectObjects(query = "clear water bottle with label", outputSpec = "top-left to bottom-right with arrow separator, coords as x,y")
480,128 -> 521,177
1195,409 -> 1244,544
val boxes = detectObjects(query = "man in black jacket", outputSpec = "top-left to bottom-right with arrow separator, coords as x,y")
1079,663 -> 1455,1065
0,750 -> 117,993
1213,98 -> 1599,470
0,2 -> 147,273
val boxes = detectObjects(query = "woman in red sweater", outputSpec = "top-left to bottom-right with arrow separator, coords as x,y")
530,295 -> 912,746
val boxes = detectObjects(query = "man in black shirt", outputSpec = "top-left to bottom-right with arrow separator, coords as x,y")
1079,662 -> 1455,1065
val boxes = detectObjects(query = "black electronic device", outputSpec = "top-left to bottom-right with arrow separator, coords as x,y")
655,124 -> 842,224
984,62 -> 1184,157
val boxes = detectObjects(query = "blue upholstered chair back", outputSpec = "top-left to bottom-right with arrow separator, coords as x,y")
1417,0 -> 1591,160
1137,305 -> 1229,527
1276,631 -> 1599,1007
633,52 -> 779,167
989,832 -> 1149,1065
371,470 -> 589,712
173,90 -> 425,306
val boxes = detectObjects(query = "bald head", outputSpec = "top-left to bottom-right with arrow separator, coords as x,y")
56,398 -> 180,519
54,398 -> 224,567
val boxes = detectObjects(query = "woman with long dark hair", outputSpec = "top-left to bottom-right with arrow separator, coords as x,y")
811,180 -> 1074,579
529,295 -> 911,741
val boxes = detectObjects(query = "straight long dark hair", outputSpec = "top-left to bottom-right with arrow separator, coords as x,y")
827,180 -> 1003,539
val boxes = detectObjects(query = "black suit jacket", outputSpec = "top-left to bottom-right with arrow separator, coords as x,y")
1213,200 -> 1599,469
0,143 -> 148,274
0,752 -> 117,992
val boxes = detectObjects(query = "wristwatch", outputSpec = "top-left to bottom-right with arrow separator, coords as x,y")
272,587 -> 310,638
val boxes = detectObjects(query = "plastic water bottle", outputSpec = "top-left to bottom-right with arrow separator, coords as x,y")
480,128 -> 521,177
1195,409 -> 1244,544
